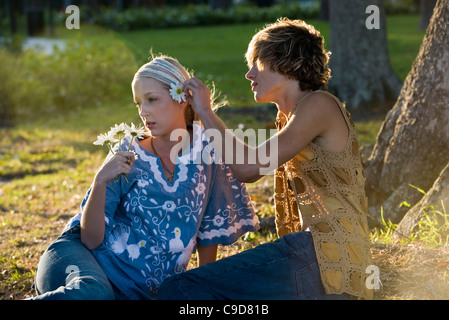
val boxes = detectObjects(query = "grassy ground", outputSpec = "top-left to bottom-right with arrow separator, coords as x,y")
3,15 -> 449,300
2,119 -> 449,300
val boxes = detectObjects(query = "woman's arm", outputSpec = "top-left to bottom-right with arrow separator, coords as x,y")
196,244 -> 218,267
80,151 -> 135,250
80,178 -> 107,250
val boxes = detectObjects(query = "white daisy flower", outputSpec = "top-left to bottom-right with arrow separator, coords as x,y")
110,122 -> 128,151
169,82 -> 186,103
93,131 -> 118,147
125,122 -> 146,153
110,122 -> 127,137
93,122 -> 145,183
125,122 -> 146,140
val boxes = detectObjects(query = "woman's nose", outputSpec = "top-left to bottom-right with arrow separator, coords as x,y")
139,103 -> 150,117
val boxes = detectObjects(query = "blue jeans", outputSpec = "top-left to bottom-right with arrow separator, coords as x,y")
31,227 -> 116,300
158,231 -> 351,300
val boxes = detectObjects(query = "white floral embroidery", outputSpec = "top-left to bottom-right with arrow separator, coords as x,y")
121,164 -> 209,290
161,200 -> 176,212
212,215 -> 225,227
195,182 -> 206,195
198,215 -> 259,240
137,179 -> 149,188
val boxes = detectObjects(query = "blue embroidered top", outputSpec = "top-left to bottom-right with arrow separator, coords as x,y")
64,125 -> 259,299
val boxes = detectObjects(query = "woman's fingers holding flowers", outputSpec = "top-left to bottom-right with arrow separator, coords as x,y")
118,151 -> 135,169
97,152 -> 135,184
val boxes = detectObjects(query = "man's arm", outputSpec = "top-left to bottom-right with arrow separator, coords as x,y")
182,78 -> 342,183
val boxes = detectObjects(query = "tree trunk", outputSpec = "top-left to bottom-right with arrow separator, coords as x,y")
364,0 -> 449,224
6,0 -> 17,34
419,0 -> 437,30
25,0 -> 45,36
328,0 -> 402,109
319,0 -> 330,21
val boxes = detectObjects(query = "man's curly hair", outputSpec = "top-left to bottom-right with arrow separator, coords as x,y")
245,18 -> 331,92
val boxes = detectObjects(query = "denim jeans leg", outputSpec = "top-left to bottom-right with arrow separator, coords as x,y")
32,233 -> 114,300
159,232 -> 346,300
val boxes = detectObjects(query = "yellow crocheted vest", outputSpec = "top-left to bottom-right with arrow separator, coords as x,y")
274,90 -> 373,299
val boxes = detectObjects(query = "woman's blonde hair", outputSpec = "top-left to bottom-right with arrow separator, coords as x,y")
245,18 -> 331,92
132,54 -> 226,125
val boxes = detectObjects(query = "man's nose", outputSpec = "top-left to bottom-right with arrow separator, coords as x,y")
245,66 -> 256,80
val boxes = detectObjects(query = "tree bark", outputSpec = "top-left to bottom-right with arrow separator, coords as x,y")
364,0 -> 449,224
328,0 -> 402,110
6,0 -> 17,34
419,0 -> 437,30
319,0 -> 330,21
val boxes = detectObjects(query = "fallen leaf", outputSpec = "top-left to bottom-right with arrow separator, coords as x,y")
435,262 -> 449,269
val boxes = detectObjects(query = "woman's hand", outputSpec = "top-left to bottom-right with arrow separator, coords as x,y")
182,77 -> 213,119
94,151 -> 135,186
81,151 -> 135,250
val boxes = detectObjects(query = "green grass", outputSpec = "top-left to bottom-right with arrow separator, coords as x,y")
386,15 -> 425,80
355,118 -> 384,146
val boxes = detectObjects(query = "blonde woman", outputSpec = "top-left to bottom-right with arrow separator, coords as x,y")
31,55 -> 259,300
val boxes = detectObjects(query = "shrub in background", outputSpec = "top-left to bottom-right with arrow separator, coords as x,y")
58,0 -> 417,32
0,49 -> 21,127
86,3 -> 319,31
0,33 -> 137,126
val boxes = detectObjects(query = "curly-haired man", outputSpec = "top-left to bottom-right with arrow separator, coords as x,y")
159,18 -> 373,300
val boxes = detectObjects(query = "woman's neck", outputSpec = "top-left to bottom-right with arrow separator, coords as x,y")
153,124 -> 192,156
